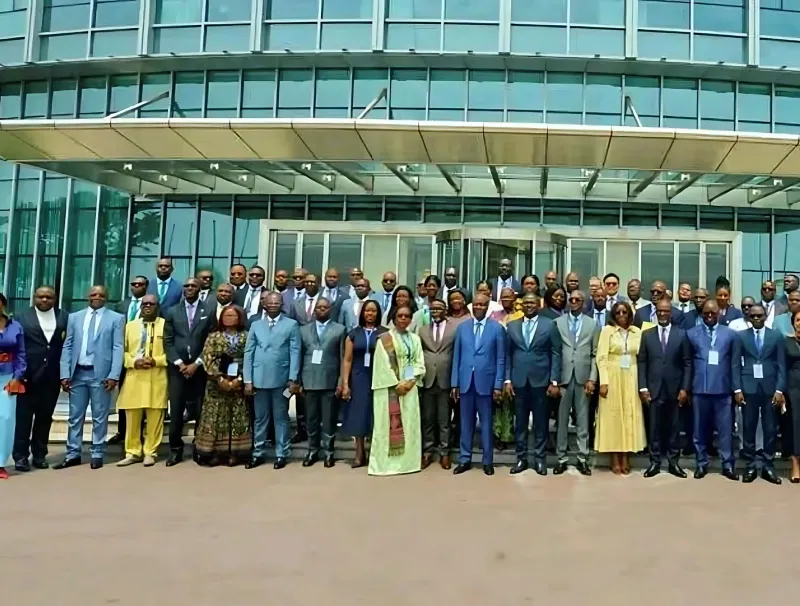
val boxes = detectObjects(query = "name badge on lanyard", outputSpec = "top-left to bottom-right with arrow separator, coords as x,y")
363,329 -> 373,368
619,331 -> 631,369
708,351 -> 719,366
312,349 -> 323,365
753,363 -> 764,379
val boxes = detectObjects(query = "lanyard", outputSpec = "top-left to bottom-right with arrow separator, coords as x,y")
364,328 -> 374,349
620,329 -> 629,354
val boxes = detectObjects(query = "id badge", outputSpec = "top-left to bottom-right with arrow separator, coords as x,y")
620,354 -> 631,369
753,363 -> 764,379
708,351 -> 719,366
363,353 -> 371,368
402,366 -> 414,380
312,349 -> 323,365
226,362 -> 239,376
282,388 -> 292,399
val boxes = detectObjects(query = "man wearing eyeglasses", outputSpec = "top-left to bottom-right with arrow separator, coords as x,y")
602,273 -> 628,311
378,272 -> 397,313
760,280 -> 786,329
634,280 -> 681,328
234,265 -> 267,318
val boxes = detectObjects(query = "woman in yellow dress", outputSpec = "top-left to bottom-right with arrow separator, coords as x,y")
596,301 -> 646,475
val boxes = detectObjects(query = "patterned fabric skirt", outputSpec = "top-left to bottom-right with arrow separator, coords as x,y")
493,391 -> 514,445
195,383 -> 252,459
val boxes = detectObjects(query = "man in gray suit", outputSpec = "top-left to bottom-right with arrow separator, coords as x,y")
339,277 -> 375,331
243,292 -> 301,470
298,298 -> 346,468
554,290 -> 598,476
418,298 -> 456,470
293,273 -> 321,326
320,268 -> 350,319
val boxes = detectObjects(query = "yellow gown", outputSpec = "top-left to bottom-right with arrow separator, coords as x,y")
595,325 -> 647,453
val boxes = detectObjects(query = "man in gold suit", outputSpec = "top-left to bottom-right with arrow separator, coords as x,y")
116,294 -> 168,467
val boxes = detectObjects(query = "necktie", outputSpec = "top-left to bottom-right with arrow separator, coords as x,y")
86,310 -> 97,356
384,292 -> 391,310
474,321 -> 483,349
187,303 -> 195,328
306,297 -> 314,318
434,322 -> 441,343
570,316 -> 579,342
200,291 -> 207,302
660,327 -> 668,353
756,329 -> 763,356
244,288 -> 256,311
327,288 -> 336,302
524,319 -> 534,347
595,310 -> 603,324
128,300 -> 138,322
268,318 -> 276,329
158,281 -> 167,302
317,322 -> 326,340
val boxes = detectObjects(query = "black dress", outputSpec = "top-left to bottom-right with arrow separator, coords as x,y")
342,326 -> 388,438
784,336 -> 800,456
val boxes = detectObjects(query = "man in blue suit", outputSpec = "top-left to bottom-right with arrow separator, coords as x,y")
450,293 -> 506,476
54,285 -> 124,470
147,257 -> 182,311
633,280 -> 681,328
244,291 -> 301,470
505,294 -> 561,476
734,304 -> 786,485
338,278 -> 376,331
687,301 -> 741,480
679,288 -> 709,331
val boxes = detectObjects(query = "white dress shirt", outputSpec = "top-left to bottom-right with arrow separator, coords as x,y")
35,307 -> 57,342
676,300 -> 692,314
323,287 -> 340,302
763,300 -> 776,328
304,294 -> 320,318
495,277 -> 514,301
605,295 -> 619,311
78,307 -> 105,366
432,319 -> 446,342
199,289 -> 210,302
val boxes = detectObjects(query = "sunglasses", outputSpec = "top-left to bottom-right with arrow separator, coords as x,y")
568,297 -> 583,303
650,289 -> 664,295
762,286 -> 775,291
130,282 -> 146,287
140,302 -> 157,307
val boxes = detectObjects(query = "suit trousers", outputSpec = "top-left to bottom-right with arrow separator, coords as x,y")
459,384 -> 493,466
13,378 -> 61,462
66,367 -> 112,460
648,386 -> 680,466
116,368 -> 127,437
124,408 -> 165,458
306,389 -> 337,458
421,386 -> 450,457
167,365 -> 206,455
295,393 -> 307,434
557,378 -> 590,463
253,388 -> 291,459
741,391 -> 778,470
514,383 -> 548,462
693,394 -> 735,470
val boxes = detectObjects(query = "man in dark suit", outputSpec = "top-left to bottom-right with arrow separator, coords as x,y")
634,280 -> 681,328
679,288 -> 708,331
163,278 -> 213,466
778,273 -> 799,306
196,269 -> 214,304
760,280 -> 787,328
229,264 -> 247,294
505,293 -> 561,476
490,258 -> 521,301
12,286 -> 69,471
235,265 -> 267,318
147,257 -> 182,311
451,294 -> 506,476
320,268 -> 350,319
687,300 -> 741,480
602,272 -> 629,310
293,273 -> 321,326
734,304 -> 786,485
588,288 -> 609,327
204,282 -> 234,321
418,298 -> 456,470
637,298 -> 692,479
441,267 -> 470,304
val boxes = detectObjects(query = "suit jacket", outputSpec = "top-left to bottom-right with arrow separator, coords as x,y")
773,312 -> 794,337
16,306 -> 69,383
375,290 -> 396,314
735,327 -> 786,396
117,297 -> 141,323
294,295 -> 330,326
717,305 -> 744,327
451,318 -> 506,396
441,285 -> 471,304
505,316 -> 561,388
147,277 -> 182,311
687,323 -> 741,395
338,296 -> 376,332
586,306 -> 610,328
418,319 -> 456,389
60,307 -> 124,381
235,285 -> 267,317
633,303 -> 682,329
243,315 -> 301,389
298,321 -> 346,391
539,307 -> 564,321
555,313 -> 598,385
163,300 -> 213,366
319,285 -> 350,319
280,288 -> 299,317
636,324 -> 691,399
679,309 -> 705,331
490,277 -> 522,301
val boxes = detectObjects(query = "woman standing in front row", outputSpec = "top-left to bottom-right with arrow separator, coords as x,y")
369,305 -> 426,476
340,300 -> 387,468
596,302 -> 646,475
783,309 -> 800,483
0,293 -> 26,480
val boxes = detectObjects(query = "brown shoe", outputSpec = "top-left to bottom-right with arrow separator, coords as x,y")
440,455 -> 451,470
421,454 -> 432,470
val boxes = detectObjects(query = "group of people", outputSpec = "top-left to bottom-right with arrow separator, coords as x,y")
2,257 -> 800,485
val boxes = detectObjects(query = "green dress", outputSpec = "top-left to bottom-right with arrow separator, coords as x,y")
369,329 -> 425,476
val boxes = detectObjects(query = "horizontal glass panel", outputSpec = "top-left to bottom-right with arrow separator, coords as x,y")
242,70 -> 276,110
267,0 -> 319,20
694,1 -> 746,34
207,0 -> 252,21
320,22 -> 371,50
0,6 -> 27,38
511,0 -> 566,23
315,68 -> 350,108
42,1 -> 91,32
569,27 -> 624,56
570,0 -> 625,26
278,69 -> 312,109
91,29 -> 137,57
585,74 -> 621,114
468,70 -> 504,110
443,24 -> 498,52
322,0 -> 371,19
109,74 -> 138,114
387,0 -> 441,20
264,23 -> 317,50
153,26 -> 201,53
444,0 -> 499,21
0,39 -> 24,65
664,79 -> 698,117
547,73 -> 583,113
738,83 -> 771,123
155,0 -> 202,24
385,23 -> 440,51
430,69 -> 466,109
94,0 -> 140,28
638,0 -> 690,29
207,70 -> 239,111
511,25 -> 567,54
507,70 -> 544,110
205,24 -> 251,52
390,69 -> 427,109
761,7 -> 800,38
40,33 -> 87,61
50,78 -> 77,117
694,34 -> 745,64
638,31 -> 689,60
23,81 -> 48,118
761,39 -> 800,69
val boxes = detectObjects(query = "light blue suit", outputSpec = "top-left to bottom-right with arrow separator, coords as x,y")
338,296 -> 378,332
59,307 -> 124,460
773,312 -> 794,337
244,314 -> 301,459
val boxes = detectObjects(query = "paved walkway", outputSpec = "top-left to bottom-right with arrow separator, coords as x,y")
3,462 -> 799,605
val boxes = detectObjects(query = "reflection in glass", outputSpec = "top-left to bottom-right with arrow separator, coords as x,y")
694,34 -> 745,64
242,70 -> 276,116
164,201 -> 197,258
694,0 -> 745,34
40,33 -> 88,61
206,24 -> 250,51
234,205 -> 268,266
363,235 -> 398,287
443,24 -> 498,52
267,0 -> 319,20
641,242 -> 674,291
547,73 -> 583,113
399,237 -> 433,287
0,0 -> 28,39
606,241 -> 639,286
0,39 -> 25,65
570,240 -> 604,283
637,31 -> 689,60
173,72 -> 204,117
95,188 -> 129,304
705,244 -> 729,292
79,77 -> 108,118
264,23 -> 317,50
638,0 -> 690,29
155,0 -> 203,24
328,234 -> 362,276
320,23 -> 371,50
153,26 -> 201,54
278,69 -> 312,114
207,0 -> 252,21
92,30 -> 138,57
511,25 -> 567,54
322,0 -> 371,19
385,23 -> 441,51
569,28 -> 624,56
50,79 -> 77,118
390,69 -> 428,111
678,242 -> 700,291
570,0 -> 625,26
301,234 -> 324,278
388,0 -> 441,20
139,73 -> 170,117
23,81 -> 48,119
274,232 -> 298,275
511,0 -> 566,22
42,0 -> 91,32
444,0 -> 499,21
94,0 -> 140,27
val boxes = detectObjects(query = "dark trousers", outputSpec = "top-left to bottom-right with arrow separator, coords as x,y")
459,385 -> 493,465
13,379 -> 61,462
693,394 -> 734,470
167,365 -> 205,455
680,402 -> 694,450
514,383 -> 548,462
305,389 -> 337,458
741,391 -> 778,470
295,393 -> 307,435
648,386 -> 680,466
422,386 -> 450,457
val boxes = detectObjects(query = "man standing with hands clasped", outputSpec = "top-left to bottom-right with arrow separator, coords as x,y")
734,304 -> 786,485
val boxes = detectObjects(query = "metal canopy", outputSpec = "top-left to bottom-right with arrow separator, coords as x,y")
4,118 -> 800,208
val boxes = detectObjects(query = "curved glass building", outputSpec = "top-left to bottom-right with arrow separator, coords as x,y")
1,0 -> 799,311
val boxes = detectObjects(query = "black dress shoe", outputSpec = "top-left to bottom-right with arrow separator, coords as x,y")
53,457 -> 81,470
741,468 -> 757,483
107,433 -> 123,446
324,456 -> 335,468
533,461 -> 547,476
165,454 -> 182,467
576,460 -> 592,476
483,464 -> 494,476
722,467 -> 739,481
790,477 -> 800,484
14,459 -> 30,472
303,453 -> 319,467
273,457 -> 287,469
453,463 -> 472,475
668,463 -> 687,478
761,468 -> 782,485
291,430 -> 308,444
245,457 -> 267,469
509,459 -> 528,475
643,464 -> 661,478
553,462 -> 568,475
90,458 -> 103,470
32,459 -> 49,470
694,466 -> 708,479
